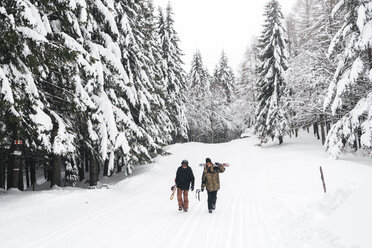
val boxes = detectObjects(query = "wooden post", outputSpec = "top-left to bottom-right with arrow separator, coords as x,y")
320,166 -> 327,193
320,114 -> 326,145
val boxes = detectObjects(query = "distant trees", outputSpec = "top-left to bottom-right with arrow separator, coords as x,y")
285,0 -> 340,144
186,51 -> 239,143
186,51 -> 212,142
233,38 -> 260,131
259,0 -> 372,158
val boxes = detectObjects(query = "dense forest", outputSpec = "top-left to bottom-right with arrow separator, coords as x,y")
0,0 -> 371,191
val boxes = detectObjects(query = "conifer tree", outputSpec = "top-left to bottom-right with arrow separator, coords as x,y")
235,38 -> 260,130
255,0 -> 290,145
211,51 -> 235,103
188,51 -> 210,100
209,51 -> 239,143
186,51 -> 212,142
324,0 -> 372,157
158,3 -> 188,142
286,0 -> 340,142
0,0 -> 191,189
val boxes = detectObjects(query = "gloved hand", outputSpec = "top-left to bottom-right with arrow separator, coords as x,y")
191,186 -> 194,191
201,188 -> 204,192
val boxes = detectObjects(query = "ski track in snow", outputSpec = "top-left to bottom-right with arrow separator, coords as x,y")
1,134 -> 370,248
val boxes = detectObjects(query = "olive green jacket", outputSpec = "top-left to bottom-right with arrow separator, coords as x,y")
201,165 -> 225,192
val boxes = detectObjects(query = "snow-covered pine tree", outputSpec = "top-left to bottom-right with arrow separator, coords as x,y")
188,51 -> 210,101
234,38 -> 260,130
324,0 -> 372,158
255,0 -> 290,145
0,3 -> 50,189
286,0 -> 340,143
186,51 -> 213,142
158,3 -> 188,143
0,0 -> 190,190
209,51 -> 239,143
211,51 -> 235,103
115,0 -> 171,166
138,0 -> 174,146
0,0 -> 97,188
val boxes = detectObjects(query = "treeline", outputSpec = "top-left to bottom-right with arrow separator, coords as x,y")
0,0 -> 188,190
1,0 -> 371,191
185,51 -> 239,143
236,0 -> 372,158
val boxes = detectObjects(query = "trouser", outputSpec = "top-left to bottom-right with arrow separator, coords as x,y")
207,190 -> 218,210
177,188 -> 189,209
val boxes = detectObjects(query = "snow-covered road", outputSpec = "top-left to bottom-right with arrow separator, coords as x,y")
1,133 -> 371,248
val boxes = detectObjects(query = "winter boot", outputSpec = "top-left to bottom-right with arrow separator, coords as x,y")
208,209 -> 213,213
178,207 -> 183,211
184,208 -> 188,212
212,204 -> 216,210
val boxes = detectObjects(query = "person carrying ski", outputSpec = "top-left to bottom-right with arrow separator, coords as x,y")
201,158 -> 225,213
175,160 -> 195,212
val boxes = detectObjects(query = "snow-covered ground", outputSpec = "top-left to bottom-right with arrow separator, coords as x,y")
1,132 -> 371,248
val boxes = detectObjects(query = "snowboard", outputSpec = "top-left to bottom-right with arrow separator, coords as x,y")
199,162 -> 230,167
170,184 -> 177,200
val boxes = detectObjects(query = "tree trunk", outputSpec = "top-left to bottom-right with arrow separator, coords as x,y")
85,149 -> 89,173
117,156 -> 122,173
78,162 -> 85,181
295,129 -> 298,137
25,161 -> 30,188
313,123 -> 316,137
320,114 -> 326,145
103,159 -> 109,177
313,123 -> 320,140
43,159 -> 50,181
278,136 -> 283,145
30,161 -> 36,191
49,113 -> 62,188
78,148 -> 85,181
50,154 -> 62,188
326,122 -> 331,133
368,45 -> 372,70
90,157 -> 98,187
354,131 -> 361,150
7,154 -> 11,189
0,149 -> 4,189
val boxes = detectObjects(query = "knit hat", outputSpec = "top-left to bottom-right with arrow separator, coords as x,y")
205,158 -> 212,164
181,160 -> 188,166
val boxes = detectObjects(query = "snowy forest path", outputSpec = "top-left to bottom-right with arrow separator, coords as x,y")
1,134 -> 365,248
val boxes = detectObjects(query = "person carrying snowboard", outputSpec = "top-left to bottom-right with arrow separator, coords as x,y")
175,160 -> 195,212
201,158 -> 225,213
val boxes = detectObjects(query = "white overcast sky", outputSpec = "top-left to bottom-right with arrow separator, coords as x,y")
154,0 -> 297,73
